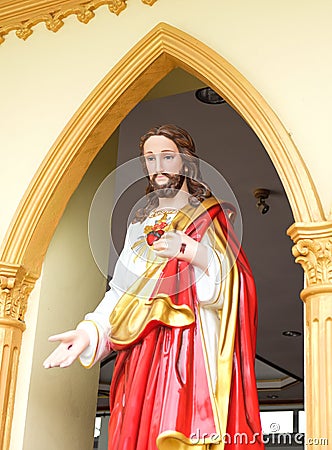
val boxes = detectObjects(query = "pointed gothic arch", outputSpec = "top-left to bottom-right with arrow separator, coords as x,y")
0,22 -> 325,276
1,22 -> 330,450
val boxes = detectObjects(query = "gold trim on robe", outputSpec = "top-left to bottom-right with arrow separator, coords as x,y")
109,290 -> 195,346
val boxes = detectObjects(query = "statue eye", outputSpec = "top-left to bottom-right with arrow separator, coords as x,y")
146,156 -> 155,162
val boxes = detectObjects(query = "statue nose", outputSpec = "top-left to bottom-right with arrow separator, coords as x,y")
155,155 -> 164,173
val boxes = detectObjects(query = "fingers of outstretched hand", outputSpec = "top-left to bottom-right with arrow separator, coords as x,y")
43,341 -> 76,368
48,330 -> 76,343
43,331 -> 85,368
59,354 -> 77,368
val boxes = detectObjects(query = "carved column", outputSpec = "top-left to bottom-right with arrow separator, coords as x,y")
288,222 -> 332,449
0,262 -> 37,450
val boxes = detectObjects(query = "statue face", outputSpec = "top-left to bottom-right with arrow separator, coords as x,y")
143,135 -> 183,187
143,135 -> 187,197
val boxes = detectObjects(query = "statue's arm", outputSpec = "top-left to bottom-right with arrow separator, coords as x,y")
193,233 -> 226,308
44,223 -> 135,369
77,225 -> 137,367
77,283 -> 124,368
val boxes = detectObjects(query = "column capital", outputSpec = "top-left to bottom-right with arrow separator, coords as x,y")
287,221 -> 332,290
288,222 -> 332,448
0,261 -> 38,322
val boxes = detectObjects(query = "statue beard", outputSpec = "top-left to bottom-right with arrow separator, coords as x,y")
149,173 -> 185,198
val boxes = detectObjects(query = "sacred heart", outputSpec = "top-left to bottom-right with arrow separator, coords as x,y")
146,230 -> 165,246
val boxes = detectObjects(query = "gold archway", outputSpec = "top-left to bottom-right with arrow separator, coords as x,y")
0,22 -> 331,450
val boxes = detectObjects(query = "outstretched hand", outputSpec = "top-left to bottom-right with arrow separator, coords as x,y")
43,329 -> 90,369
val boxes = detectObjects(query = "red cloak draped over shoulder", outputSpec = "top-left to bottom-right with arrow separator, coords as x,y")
108,199 -> 264,450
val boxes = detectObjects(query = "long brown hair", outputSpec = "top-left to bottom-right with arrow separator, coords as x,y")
132,124 -> 211,223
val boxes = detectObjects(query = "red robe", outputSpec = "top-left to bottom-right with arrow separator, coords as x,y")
108,199 -> 264,450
